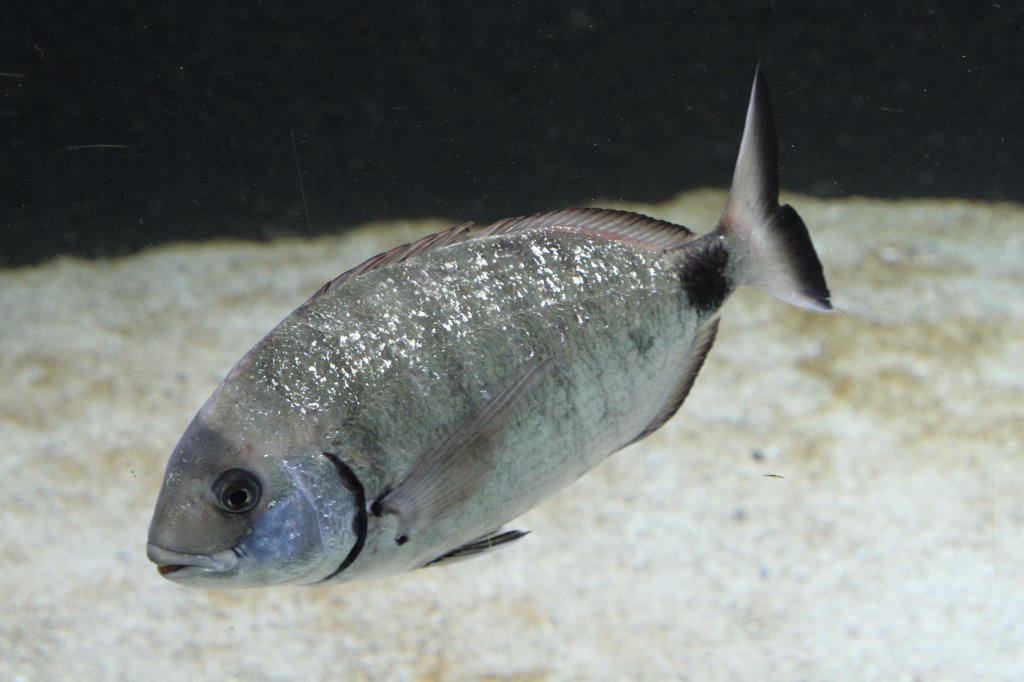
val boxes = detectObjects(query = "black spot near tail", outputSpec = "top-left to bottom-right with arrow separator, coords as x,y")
678,239 -> 730,313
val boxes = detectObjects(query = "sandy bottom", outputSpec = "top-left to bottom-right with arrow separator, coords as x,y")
2,191 -> 1021,680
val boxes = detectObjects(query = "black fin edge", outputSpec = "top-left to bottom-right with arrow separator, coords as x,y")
774,204 -> 832,310
423,529 -> 530,568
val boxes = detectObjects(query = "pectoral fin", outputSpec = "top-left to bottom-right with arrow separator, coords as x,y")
371,359 -> 552,545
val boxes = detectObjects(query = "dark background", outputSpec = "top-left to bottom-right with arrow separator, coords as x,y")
2,1 -> 1021,267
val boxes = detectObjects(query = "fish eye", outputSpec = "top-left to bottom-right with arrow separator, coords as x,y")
212,468 -> 262,513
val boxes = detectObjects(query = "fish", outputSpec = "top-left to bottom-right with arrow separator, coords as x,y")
146,65 -> 831,588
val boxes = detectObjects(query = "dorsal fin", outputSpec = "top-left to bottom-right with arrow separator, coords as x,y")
478,207 -> 695,249
308,221 -> 475,302
306,208 -> 695,305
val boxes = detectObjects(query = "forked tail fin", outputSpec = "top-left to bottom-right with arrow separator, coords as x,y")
717,65 -> 832,312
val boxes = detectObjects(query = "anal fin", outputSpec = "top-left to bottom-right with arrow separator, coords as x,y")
628,317 -> 720,446
423,529 -> 530,568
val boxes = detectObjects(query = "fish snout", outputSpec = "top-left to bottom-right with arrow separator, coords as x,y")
146,543 -> 239,579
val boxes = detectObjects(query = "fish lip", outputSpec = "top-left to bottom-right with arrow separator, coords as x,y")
146,542 -> 239,580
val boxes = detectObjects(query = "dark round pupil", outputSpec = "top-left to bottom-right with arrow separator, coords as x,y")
226,488 -> 250,509
213,468 -> 260,513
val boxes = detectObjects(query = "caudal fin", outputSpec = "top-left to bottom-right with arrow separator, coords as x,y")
717,65 -> 832,312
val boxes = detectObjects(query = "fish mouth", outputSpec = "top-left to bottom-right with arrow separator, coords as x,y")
146,543 -> 239,581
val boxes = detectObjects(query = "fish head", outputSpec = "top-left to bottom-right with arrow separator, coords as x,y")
146,408 -> 361,588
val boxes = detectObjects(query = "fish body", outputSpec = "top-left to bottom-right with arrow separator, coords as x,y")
147,67 -> 831,588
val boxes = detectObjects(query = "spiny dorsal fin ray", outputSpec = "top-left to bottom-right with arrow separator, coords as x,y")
423,529 -> 530,568
307,208 -> 695,305
628,317 -> 720,446
371,358 -> 554,545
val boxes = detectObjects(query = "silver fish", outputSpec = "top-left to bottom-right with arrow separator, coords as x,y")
147,66 -> 831,588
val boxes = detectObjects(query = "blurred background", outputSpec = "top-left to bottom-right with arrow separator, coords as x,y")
2,1 -> 1021,267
